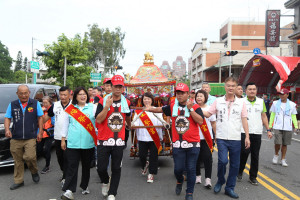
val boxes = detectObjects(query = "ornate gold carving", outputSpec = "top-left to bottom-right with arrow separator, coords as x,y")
144,52 -> 154,64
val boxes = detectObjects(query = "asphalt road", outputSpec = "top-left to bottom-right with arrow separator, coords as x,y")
0,132 -> 300,200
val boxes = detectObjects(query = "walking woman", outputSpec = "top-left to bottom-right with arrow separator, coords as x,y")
37,96 -> 55,174
60,87 -> 97,200
133,92 -> 164,183
195,90 -> 216,189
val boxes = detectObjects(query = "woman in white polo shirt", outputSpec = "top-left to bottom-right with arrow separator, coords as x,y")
133,92 -> 164,183
195,90 -> 216,189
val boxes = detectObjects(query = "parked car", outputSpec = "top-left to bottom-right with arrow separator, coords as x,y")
0,84 -> 60,167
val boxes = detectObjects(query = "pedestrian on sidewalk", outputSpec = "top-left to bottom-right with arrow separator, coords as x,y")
144,83 -> 204,200
132,92 -> 164,183
203,77 -> 250,199
4,85 -> 44,190
60,87 -> 97,200
194,90 -> 216,189
269,88 -> 299,167
237,83 -> 272,186
37,96 -> 55,174
43,86 -> 72,186
96,75 -> 131,200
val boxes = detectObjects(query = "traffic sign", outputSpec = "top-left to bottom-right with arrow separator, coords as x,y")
90,73 -> 101,82
253,48 -> 261,55
30,61 -> 40,73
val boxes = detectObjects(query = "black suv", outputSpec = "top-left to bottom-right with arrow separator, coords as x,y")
0,84 -> 60,167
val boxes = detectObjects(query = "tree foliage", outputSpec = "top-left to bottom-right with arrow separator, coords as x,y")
42,34 -> 94,88
177,72 -> 190,87
85,24 -> 126,73
0,41 -> 13,83
23,57 -> 28,71
14,70 -> 32,83
14,51 -> 23,72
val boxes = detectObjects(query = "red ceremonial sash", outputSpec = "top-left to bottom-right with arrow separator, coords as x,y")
199,118 -> 213,152
65,104 -> 97,146
136,110 -> 162,154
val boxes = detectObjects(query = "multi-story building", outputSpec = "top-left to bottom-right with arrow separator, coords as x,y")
285,0 -> 300,56
190,19 -> 293,90
172,56 -> 186,79
159,61 -> 172,78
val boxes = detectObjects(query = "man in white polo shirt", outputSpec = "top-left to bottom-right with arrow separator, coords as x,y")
269,88 -> 298,167
203,77 -> 250,199
43,86 -> 72,186
237,83 -> 273,186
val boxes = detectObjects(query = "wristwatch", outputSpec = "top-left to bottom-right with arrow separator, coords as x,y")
189,108 -> 194,112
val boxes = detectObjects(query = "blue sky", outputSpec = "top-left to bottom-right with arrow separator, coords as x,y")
0,0 -> 293,76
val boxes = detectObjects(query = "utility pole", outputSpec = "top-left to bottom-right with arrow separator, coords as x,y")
32,37 -> 37,84
229,56 -> 232,77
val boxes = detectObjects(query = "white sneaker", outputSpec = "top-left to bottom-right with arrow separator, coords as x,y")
281,159 -> 289,167
272,155 -> 279,164
61,190 -> 74,200
107,195 -> 115,200
102,183 -> 109,196
81,187 -> 90,195
195,175 -> 201,184
204,178 -> 212,189
141,161 -> 149,175
147,174 -> 154,183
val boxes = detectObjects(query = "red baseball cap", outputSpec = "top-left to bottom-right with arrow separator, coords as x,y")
111,75 -> 124,86
175,83 -> 189,92
278,88 -> 289,95
103,78 -> 111,84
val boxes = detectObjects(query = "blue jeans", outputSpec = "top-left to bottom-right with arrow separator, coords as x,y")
217,139 -> 241,191
173,147 -> 200,194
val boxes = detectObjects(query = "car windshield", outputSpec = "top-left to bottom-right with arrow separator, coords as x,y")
0,87 -> 19,113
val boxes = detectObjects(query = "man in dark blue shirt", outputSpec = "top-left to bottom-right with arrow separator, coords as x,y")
4,85 -> 44,190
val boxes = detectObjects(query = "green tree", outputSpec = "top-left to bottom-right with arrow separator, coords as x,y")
14,70 -> 32,83
85,24 -> 126,73
177,72 -> 190,87
67,65 -> 93,89
0,41 -> 13,83
42,33 -> 94,87
14,51 -> 23,72
23,57 -> 28,71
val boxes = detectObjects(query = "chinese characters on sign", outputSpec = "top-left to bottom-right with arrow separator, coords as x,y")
265,10 -> 280,47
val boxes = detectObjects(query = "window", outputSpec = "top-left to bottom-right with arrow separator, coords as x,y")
34,88 -> 44,103
44,88 -> 58,102
242,41 -> 249,46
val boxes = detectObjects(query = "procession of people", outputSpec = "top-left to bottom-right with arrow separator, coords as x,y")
4,75 -> 300,200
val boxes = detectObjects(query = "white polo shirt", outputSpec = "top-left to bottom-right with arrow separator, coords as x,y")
133,111 -> 164,142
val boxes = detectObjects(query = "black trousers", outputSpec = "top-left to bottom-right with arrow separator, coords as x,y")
97,145 -> 124,196
239,133 -> 262,179
196,140 -> 212,178
62,148 -> 94,192
139,141 -> 158,174
55,140 -> 68,179
36,137 -> 54,167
